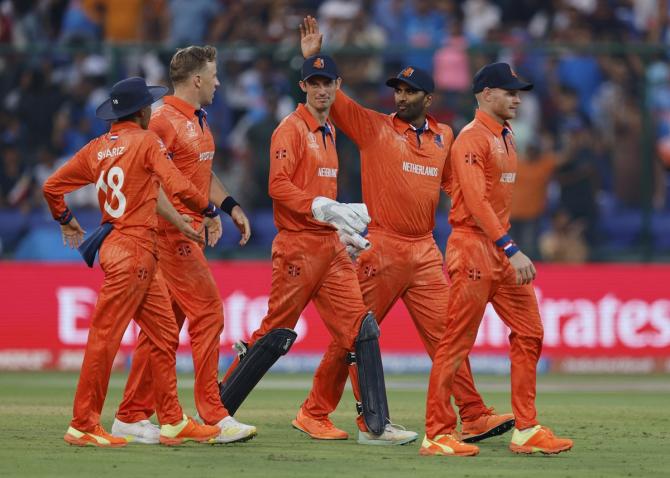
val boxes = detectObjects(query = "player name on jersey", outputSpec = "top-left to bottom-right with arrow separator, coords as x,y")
402,161 -> 438,177
317,167 -> 337,178
97,146 -> 126,161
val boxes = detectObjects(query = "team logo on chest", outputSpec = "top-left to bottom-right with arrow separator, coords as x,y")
434,134 -> 444,148
186,121 -> 197,138
493,137 -> 505,154
307,132 -> 319,150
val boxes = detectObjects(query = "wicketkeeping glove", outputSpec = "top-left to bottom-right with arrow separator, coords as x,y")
338,230 -> 371,260
311,197 -> 370,235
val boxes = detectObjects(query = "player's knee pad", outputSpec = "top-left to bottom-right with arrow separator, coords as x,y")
351,312 -> 389,435
219,328 -> 297,415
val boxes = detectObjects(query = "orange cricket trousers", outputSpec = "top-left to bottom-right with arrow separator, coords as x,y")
302,228 -> 489,430
426,229 -> 544,438
116,223 -> 228,425
221,230 -> 368,386
70,232 -> 183,432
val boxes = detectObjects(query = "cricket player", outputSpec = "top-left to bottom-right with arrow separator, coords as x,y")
218,54 -> 417,445
295,16 -> 514,446
421,63 -> 574,456
112,46 -> 256,444
43,77 -> 222,447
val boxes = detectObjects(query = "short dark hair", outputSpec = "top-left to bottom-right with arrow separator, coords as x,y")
169,45 -> 217,85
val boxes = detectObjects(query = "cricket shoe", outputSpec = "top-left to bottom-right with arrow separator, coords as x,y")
461,407 -> 515,443
111,418 -> 160,444
509,425 -> 573,455
159,415 -> 220,446
291,408 -> 348,440
419,434 -> 479,456
64,424 -> 128,448
358,423 -> 418,446
210,416 -> 257,443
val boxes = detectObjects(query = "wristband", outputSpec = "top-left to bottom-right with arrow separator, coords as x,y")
495,234 -> 520,258
202,202 -> 218,218
220,196 -> 240,216
58,208 -> 73,225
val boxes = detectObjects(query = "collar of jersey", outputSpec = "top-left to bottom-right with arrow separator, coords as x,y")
391,112 -> 439,136
164,95 -> 201,120
296,103 -> 332,133
109,121 -> 142,134
475,109 -> 513,136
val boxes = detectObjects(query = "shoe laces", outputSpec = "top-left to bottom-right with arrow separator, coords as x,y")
384,422 -> 406,432
92,424 -> 110,437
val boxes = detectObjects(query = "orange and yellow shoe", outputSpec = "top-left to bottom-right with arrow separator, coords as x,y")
64,424 -> 128,448
419,434 -> 480,457
159,415 -> 220,446
461,407 -> 515,443
509,425 -> 573,455
291,408 -> 348,440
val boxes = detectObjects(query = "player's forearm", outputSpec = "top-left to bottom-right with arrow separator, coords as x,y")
268,176 -> 314,215
156,187 -> 185,228
329,90 -> 371,146
461,185 -> 507,241
154,154 -> 209,213
209,172 -> 231,205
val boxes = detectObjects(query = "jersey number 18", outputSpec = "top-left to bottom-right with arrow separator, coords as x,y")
96,166 -> 126,218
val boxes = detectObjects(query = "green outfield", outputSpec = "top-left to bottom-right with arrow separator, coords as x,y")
0,372 -> 668,478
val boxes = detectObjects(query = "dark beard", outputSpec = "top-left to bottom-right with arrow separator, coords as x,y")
396,103 -> 423,124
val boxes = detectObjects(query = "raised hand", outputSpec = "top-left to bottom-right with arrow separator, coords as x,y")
300,15 -> 322,58
61,217 -> 86,248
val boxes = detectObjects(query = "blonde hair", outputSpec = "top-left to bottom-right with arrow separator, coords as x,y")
169,45 -> 217,85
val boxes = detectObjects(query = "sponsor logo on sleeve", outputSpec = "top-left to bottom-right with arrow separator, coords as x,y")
500,172 -> 516,183
464,152 -> 478,165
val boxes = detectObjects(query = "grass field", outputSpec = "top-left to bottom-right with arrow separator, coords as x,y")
1,372 -> 668,478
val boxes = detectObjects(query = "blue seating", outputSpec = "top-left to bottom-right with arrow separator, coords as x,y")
249,210 -> 278,248
13,227 -> 82,261
0,209 -> 29,253
651,211 -> 670,250
598,208 -> 642,249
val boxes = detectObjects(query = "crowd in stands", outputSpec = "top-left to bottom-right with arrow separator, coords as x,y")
1,0 -> 670,260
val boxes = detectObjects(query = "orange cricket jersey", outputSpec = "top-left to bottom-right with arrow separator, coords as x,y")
43,121 -> 208,252
330,90 -> 453,237
448,109 -> 518,242
269,103 -> 339,232
150,95 -> 215,228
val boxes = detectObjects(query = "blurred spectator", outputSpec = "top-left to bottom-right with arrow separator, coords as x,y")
510,134 -> 560,259
167,0 -> 220,46
539,209 -> 589,263
0,0 -> 667,258
402,0 -> 447,72
87,0 -> 144,43
59,0 -> 100,44
0,141 -> 31,210
554,119 -> 599,246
